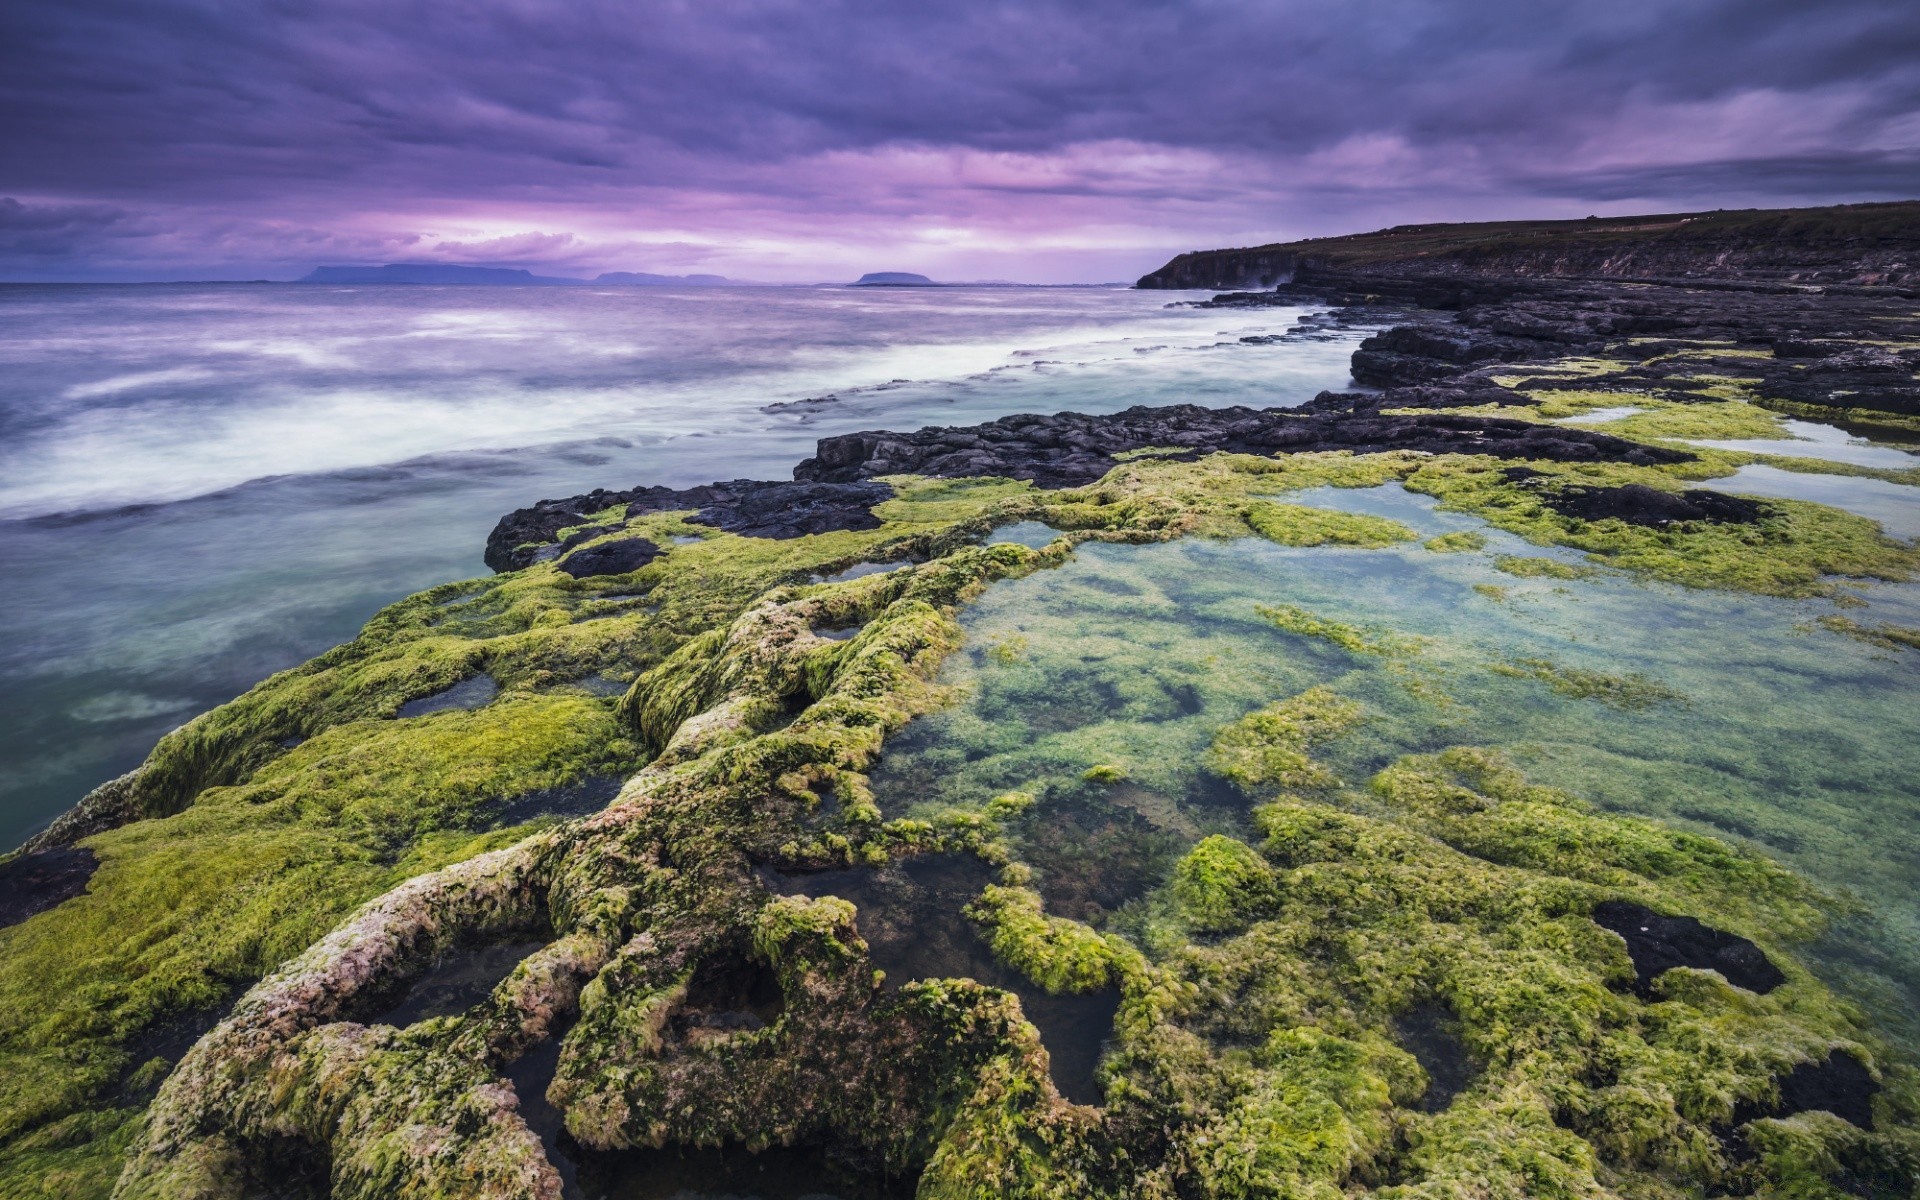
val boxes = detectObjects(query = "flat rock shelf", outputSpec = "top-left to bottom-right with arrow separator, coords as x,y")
8,258 -> 1920,1200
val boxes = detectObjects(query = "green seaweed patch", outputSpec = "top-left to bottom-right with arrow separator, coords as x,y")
1407,457 -> 1920,597
1424,530 -> 1487,553
967,884 -> 1137,993
1203,687 -> 1364,792
1493,554 -> 1600,580
1473,583 -> 1511,602
1242,500 -> 1418,549
1491,657 -> 1688,710
1815,615 -> 1920,652
1256,602 -> 1412,656
1111,445 -> 1193,462
1170,834 -> 1279,934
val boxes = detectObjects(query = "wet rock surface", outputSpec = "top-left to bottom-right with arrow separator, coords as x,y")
1593,899 -> 1787,995
766,854 -> 1119,1106
1205,264 -> 1920,422
488,480 -> 895,572
368,939 -> 548,1027
0,846 -> 98,928
558,536 -> 663,578
1501,468 -> 1776,526
794,403 -> 1689,489
395,673 -> 499,717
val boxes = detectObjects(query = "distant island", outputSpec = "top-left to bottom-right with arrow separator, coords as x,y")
850,271 -> 936,286
296,263 -> 735,286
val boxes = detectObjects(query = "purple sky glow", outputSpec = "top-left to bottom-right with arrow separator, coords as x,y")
3,0 -> 1918,283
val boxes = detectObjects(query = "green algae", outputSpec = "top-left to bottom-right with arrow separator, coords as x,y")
5,432 -> 1918,1196
1814,614 -> 1920,652
1255,604 -> 1411,656
1422,530 -> 1486,553
1243,499 -> 1418,549
1490,658 -> 1688,710
1406,457 -> 1920,597
1203,688 -> 1366,792
1492,553 -> 1602,580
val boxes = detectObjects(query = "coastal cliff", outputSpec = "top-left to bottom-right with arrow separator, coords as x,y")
1136,201 -> 1920,290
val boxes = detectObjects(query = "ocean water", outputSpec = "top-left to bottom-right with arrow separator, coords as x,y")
0,283 -> 1360,847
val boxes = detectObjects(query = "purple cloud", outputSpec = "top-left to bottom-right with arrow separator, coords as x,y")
1,0 -> 1916,281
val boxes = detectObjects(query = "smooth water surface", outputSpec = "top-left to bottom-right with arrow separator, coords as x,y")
0,284 -> 1362,845
1699,463 -> 1920,540
873,484 -> 1920,1033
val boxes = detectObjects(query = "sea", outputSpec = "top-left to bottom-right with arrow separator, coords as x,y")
0,282 -> 1359,847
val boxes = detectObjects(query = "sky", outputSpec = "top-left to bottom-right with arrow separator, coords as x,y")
1,0 -> 1918,284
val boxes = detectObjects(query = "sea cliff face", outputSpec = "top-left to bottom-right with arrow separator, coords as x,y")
5,244 -> 1920,1198
1136,201 -> 1920,290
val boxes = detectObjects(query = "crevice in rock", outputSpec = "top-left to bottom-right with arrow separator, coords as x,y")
396,673 -> 499,718
1392,1001 -> 1479,1113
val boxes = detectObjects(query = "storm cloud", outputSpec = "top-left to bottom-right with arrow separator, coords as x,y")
2,0 -> 1916,281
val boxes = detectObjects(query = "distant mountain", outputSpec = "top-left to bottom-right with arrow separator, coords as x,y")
852,272 -> 936,286
594,271 -> 732,286
297,263 -> 587,285
298,263 -> 739,286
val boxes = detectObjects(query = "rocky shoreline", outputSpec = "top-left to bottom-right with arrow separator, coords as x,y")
7,234 -> 1920,1198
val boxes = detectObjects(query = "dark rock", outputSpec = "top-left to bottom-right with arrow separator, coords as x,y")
1508,475 -> 1775,527
1299,384 -> 1535,415
796,404 -> 1691,489
557,537 -> 662,578
1732,1049 -> 1882,1131
0,847 -> 98,928
1593,899 -> 1786,995
487,480 -> 893,573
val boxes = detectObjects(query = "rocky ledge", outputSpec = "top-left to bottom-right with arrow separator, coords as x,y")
490,409 -> 1691,573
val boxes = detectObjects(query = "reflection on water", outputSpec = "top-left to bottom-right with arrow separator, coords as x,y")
872,484 -> 1920,1036
766,854 -> 1120,1105
1698,463 -> 1920,540
986,520 -> 1061,549
1685,417 -> 1920,470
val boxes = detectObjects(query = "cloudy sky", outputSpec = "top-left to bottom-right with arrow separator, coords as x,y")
2,0 -> 1917,283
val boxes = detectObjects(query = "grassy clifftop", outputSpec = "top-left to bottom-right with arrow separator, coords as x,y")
1137,201 -> 1920,289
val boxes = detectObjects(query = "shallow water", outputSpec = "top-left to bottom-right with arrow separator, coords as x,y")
767,855 -> 1119,1104
0,285 -> 1363,846
1685,417 -> 1920,470
872,484 -> 1920,1033
1700,463 -> 1920,540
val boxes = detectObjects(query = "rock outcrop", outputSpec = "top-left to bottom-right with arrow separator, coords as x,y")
1137,201 -> 1920,290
